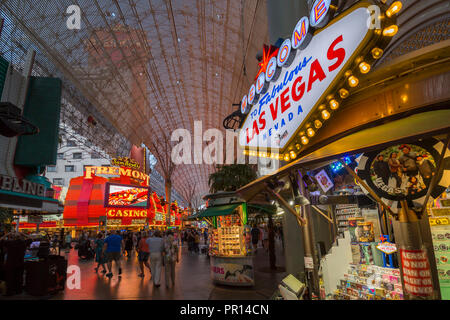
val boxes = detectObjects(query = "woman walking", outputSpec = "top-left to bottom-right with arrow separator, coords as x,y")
163,230 -> 179,288
94,233 -> 107,273
146,230 -> 164,287
125,234 -> 133,258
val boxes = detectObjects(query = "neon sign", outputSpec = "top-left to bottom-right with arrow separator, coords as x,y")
84,166 -> 150,184
111,157 -> 140,170
238,1 -> 400,159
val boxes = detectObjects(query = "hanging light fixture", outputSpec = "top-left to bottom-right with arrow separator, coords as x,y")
329,99 -> 339,110
321,109 -> 330,120
301,136 -> 309,145
371,47 -> 384,59
383,25 -> 398,37
386,1 -> 402,18
359,62 -> 371,74
339,88 -> 349,99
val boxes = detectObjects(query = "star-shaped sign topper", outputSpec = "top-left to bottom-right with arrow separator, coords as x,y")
255,44 -> 279,81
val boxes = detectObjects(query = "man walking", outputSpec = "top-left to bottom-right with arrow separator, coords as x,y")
64,232 -> 72,250
103,230 -> 124,278
146,230 -> 164,287
163,230 -> 179,288
137,232 -> 151,278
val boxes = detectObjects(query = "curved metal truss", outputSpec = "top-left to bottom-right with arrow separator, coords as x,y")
0,0 -> 270,197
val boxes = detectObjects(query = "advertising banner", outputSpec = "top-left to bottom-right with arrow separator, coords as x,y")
429,217 -> 450,299
210,256 -> 254,286
399,248 -> 433,297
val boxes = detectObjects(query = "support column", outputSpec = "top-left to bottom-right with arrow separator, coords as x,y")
297,171 -> 320,299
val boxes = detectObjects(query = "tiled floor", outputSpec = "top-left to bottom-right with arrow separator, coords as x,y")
2,240 -> 287,300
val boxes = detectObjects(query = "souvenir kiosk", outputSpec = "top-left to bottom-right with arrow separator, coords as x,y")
200,192 -> 254,287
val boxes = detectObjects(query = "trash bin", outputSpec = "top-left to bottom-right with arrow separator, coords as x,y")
25,255 -> 67,296
25,260 -> 49,296
47,255 -> 67,294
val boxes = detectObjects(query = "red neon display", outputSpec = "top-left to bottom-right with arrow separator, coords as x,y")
254,44 -> 279,81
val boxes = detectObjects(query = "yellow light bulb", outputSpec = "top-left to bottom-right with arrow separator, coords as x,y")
295,144 -> 301,150
386,1 -> 402,18
284,154 -> 290,162
348,75 -> 359,87
321,109 -> 330,120
330,99 -> 339,110
371,47 -> 384,59
359,62 -> 371,74
307,127 -> 315,137
290,151 -> 297,160
314,120 -> 322,129
383,25 -> 398,37
301,136 -> 309,145
339,88 -> 349,99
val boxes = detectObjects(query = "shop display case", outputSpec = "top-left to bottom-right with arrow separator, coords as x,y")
206,208 -> 254,287
333,264 -> 403,300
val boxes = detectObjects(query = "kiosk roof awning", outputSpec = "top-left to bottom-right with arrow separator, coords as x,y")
197,203 -> 243,218
237,109 -> 450,202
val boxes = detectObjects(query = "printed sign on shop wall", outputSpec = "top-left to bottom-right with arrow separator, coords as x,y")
429,217 -> 450,300
211,259 -> 254,285
399,249 -> 434,297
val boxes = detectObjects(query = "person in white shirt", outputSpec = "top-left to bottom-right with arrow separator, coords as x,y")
146,230 -> 164,287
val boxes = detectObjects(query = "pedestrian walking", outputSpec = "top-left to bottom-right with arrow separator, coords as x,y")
251,225 -> 260,253
103,230 -> 124,278
125,234 -> 133,258
163,230 -> 179,288
137,232 -> 151,278
146,230 -> 164,287
64,232 -> 72,250
194,231 -> 200,254
94,233 -> 107,273
203,229 -> 208,245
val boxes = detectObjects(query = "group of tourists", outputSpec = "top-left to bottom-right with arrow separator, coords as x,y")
250,223 -> 283,253
93,229 -> 179,288
181,228 -> 207,254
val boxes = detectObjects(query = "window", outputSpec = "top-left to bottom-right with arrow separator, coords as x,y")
73,152 -> 82,159
67,140 -> 76,147
65,165 -> 75,172
53,178 -> 64,186
91,152 -> 101,159
57,153 -> 64,160
47,166 -> 57,172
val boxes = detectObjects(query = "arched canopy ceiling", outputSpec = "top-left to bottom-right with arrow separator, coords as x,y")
1,0 -> 269,198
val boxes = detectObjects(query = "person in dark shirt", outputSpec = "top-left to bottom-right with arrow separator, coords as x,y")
373,155 -> 390,185
0,232 -> 28,296
250,225 -> 260,253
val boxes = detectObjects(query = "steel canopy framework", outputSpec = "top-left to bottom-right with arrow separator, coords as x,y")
0,0 -> 269,199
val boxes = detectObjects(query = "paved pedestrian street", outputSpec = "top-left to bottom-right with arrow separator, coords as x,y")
43,242 -> 286,300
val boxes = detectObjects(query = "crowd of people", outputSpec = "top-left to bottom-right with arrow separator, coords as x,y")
78,229 -> 181,288
0,222 -> 282,296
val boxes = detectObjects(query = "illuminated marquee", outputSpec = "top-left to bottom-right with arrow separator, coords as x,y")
111,157 -> 140,170
106,208 -> 149,218
84,166 -> 150,185
238,0 -> 401,160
